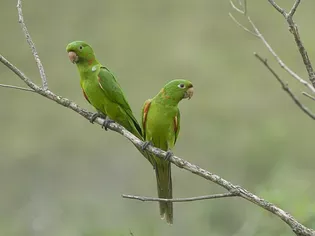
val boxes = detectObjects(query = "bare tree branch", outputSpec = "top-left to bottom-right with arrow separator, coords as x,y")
240,0 -> 247,15
246,17 -> 315,94
230,0 -> 245,14
122,192 -> 237,202
254,52 -> 315,120
0,83 -> 34,92
229,2 -> 315,94
228,13 -> 258,37
268,0 -> 301,18
268,0 -> 315,87
17,0 -> 48,90
268,0 -> 286,17
230,0 -> 315,123
302,92 -> 315,101
288,0 -> 301,18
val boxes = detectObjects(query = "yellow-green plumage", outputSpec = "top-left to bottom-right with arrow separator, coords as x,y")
66,41 -> 142,138
142,79 -> 194,224
66,41 -> 156,177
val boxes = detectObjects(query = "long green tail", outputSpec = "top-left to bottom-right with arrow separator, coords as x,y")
155,160 -> 173,224
128,119 -> 173,224
118,112 -> 173,222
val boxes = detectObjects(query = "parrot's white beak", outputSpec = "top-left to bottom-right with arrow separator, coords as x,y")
184,87 -> 194,100
68,51 -> 79,64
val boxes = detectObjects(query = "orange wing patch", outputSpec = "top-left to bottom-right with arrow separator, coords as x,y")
88,59 -> 94,65
160,88 -> 171,99
142,100 -> 151,130
81,88 -> 91,104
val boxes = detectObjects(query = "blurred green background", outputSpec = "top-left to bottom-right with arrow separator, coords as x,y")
1,0 -> 315,235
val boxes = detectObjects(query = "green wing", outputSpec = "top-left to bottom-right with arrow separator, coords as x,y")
98,66 -> 142,135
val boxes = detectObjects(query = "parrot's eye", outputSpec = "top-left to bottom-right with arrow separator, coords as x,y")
79,45 -> 83,51
178,83 -> 185,89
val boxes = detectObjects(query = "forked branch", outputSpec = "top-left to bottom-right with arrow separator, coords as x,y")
17,0 -> 48,90
268,0 -> 315,87
229,0 -> 315,93
254,53 -> 315,120
229,2 -> 315,233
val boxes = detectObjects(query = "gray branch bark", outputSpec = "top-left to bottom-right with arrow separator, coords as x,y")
268,0 -> 315,88
228,1 -> 315,234
254,53 -> 315,119
122,192 -> 237,202
17,0 -> 48,90
229,0 -> 315,93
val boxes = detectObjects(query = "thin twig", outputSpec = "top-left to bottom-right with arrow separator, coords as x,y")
16,0 -> 48,90
0,83 -> 35,92
268,0 -> 315,88
0,55 -> 40,91
268,0 -> 287,17
238,0 -> 242,7
230,0 -> 315,94
288,0 -> 301,18
287,18 -> 315,88
234,0 -> 247,15
122,192 -> 237,202
228,13 -> 258,37
243,0 -> 247,15
302,92 -> 315,101
230,0 -> 245,14
247,17 -> 315,94
254,53 -> 315,120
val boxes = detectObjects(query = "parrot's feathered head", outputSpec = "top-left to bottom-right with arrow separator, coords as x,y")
161,79 -> 194,103
66,41 -> 96,64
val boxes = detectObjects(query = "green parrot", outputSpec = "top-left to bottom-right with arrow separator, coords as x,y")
66,41 -> 143,138
141,79 -> 194,224
66,41 -> 156,168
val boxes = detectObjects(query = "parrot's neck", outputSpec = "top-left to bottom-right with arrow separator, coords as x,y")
155,90 -> 180,107
76,58 -> 100,76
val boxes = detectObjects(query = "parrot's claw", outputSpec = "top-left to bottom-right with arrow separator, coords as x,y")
102,117 -> 114,131
90,112 -> 106,124
141,141 -> 152,151
164,150 -> 173,161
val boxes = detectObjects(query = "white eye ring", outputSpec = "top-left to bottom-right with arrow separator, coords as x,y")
178,83 -> 185,89
79,45 -> 83,51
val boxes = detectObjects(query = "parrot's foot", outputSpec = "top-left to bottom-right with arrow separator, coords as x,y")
141,141 -> 153,151
90,112 -> 106,124
164,150 -> 173,161
102,117 -> 115,131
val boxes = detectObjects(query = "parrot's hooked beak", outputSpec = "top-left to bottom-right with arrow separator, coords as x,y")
68,51 -> 79,64
184,86 -> 194,100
